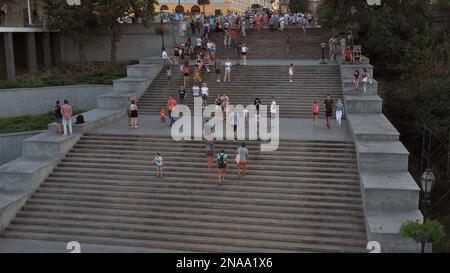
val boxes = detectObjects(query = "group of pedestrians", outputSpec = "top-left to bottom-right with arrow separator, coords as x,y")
182,9 -> 317,38
353,68 -> 372,92
151,141 -> 249,185
312,95 -> 345,129
54,100 -> 74,135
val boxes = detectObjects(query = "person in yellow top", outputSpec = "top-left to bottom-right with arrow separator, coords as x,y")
194,66 -> 202,84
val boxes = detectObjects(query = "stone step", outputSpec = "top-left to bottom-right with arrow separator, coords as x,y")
3,227 -> 363,252
63,156 -> 358,169
26,193 -> 363,219
48,171 -> 360,190
50,166 -> 360,184
25,195 -> 364,223
345,95 -> 382,114
82,134 -> 354,145
56,160 -> 359,175
12,212 -> 366,239
68,148 -> 357,162
40,180 -> 362,200
45,176 -> 361,193
20,203 -> 364,229
76,138 -> 356,150
347,114 -> 400,141
356,141 -> 409,172
30,189 -> 364,211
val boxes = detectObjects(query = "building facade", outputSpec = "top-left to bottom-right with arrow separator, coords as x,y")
156,0 -> 270,14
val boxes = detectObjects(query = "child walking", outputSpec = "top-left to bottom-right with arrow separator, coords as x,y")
289,63 -> 294,82
312,100 -> 319,127
152,153 -> 164,178
160,107 -> 167,126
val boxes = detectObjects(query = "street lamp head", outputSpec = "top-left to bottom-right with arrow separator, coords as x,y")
421,168 -> 435,194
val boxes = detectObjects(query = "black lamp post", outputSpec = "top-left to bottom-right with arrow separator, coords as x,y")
161,17 -> 165,51
419,167 -> 435,253
420,168 -> 435,216
320,42 -> 327,64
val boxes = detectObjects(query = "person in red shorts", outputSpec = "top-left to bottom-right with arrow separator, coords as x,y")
236,143 -> 249,178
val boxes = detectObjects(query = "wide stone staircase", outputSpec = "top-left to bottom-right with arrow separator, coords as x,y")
138,65 -> 343,118
2,134 -> 367,252
209,28 -> 330,60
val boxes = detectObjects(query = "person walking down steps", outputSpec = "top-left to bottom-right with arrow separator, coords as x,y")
152,153 -> 164,178
289,63 -> 294,82
335,98 -> 344,127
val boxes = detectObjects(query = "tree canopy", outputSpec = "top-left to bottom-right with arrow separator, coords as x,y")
288,0 -> 310,13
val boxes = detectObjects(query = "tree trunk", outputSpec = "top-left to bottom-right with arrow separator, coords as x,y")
78,43 -> 86,68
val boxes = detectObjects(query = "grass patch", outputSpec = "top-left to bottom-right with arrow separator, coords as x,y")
0,110 -> 85,134
0,63 -> 127,89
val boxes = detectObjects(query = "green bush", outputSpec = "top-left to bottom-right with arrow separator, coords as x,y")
0,110 -> 85,134
400,219 -> 445,244
0,64 -> 127,89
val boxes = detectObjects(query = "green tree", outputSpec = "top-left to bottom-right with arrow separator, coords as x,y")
197,0 -> 210,15
42,0 -> 98,67
288,0 -> 309,12
92,0 -> 156,65
400,219 -> 445,253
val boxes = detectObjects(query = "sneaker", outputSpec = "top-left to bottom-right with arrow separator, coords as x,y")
135,126 -> 139,128
217,79 -> 220,83
290,80 -> 293,83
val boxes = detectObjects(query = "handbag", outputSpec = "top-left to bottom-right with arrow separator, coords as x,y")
235,154 -> 240,164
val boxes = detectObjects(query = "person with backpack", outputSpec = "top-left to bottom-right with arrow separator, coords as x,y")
54,100 -> 63,135
236,143 -> 249,178
217,149 -> 228,185
152,153 -> 164,178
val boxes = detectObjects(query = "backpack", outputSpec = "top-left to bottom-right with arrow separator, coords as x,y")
218,153 -> 226,167
75,114 -> 85,124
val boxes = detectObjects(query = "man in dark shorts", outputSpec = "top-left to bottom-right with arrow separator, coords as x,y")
324,95 -> 334,129
215,58 -> 222,83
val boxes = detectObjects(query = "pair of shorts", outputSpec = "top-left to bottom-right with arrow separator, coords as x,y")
184,73 -> 189,77
237,162 -> 248,169
218,164 -> 227,169
313,112 -> 318,116
242,52 -> 247,56
325,110 -> 332,117
130,110 -> 138,118
202,95 -> 208,100
56,118 -> 63,124
215,69 -> 221,74
156,165 -> 163,171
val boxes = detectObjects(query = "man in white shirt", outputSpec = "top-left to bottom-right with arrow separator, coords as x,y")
270,96 -> 277,119
229,109 -> 238,141
161,48 -> 171,64
201,82 -> 209,108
